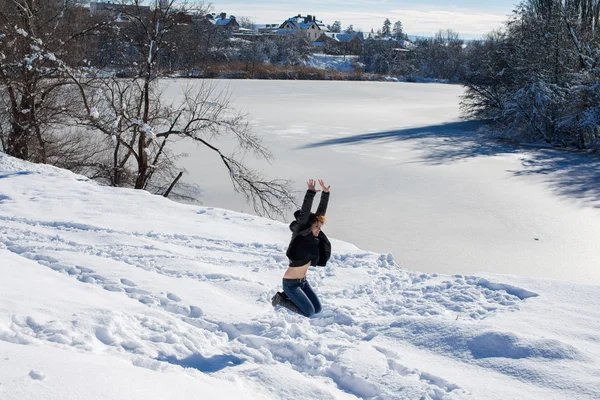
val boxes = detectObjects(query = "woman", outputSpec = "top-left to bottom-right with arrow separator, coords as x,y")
271,179 -> 331,317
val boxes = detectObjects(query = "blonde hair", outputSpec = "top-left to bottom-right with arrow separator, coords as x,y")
315,215 -> 327,224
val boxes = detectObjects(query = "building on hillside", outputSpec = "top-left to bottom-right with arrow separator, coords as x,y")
315,32 -> 366,54
257,24 -> 280,34
89,1 -> 150,22
196,12 -> 240,31
172,11 -> 192,25
277,14 -> 329,41
214,12 -> 240,30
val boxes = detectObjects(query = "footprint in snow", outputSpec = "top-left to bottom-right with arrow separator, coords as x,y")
120,278 -> 137,287
167,293 -> 181,302
29,370 -> 46,381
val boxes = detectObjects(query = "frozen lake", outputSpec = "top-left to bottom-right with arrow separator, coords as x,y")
166,80 -> 600,285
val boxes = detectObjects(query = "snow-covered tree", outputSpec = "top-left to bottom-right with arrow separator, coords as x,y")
462,0 -> 600,149
238,16 -> 255,30
236,34 -> 310,70
405,30 -> 465,80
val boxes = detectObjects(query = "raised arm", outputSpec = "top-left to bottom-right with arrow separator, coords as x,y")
296,179 -> 318,226
316,179 -> 330,216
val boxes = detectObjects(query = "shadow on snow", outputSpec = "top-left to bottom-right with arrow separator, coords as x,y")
157,353 -> 245,373
299,120 -> 600,207
0,171 -> 37,179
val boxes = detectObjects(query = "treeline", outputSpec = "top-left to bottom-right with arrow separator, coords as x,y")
461,0 -> 600,150
358,1 -> 600,150
359,29 -> 467,81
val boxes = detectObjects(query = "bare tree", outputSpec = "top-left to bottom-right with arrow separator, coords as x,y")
237,16 -> 255,31
0,0 -> 110,162
71,0 -> 295,217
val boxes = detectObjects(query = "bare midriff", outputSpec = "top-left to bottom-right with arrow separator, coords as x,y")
282,261 -> 311,279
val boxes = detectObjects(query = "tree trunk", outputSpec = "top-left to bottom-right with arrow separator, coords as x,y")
135,64 -> 153,190
163,171 -> 183,198
6,122 -> 29,160
134,134 -> 147,189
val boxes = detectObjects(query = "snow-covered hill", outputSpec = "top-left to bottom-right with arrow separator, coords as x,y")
1,152 -> 599,399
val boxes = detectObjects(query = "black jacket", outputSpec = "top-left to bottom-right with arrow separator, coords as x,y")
286,190 -> 331,267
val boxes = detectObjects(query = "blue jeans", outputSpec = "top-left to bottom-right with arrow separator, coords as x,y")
283,278 -> 322,317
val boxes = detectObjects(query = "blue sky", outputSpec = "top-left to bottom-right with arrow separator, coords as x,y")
215,0 -> 521,39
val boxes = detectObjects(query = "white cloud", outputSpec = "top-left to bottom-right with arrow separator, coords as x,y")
333,9 -> 508,36
390,9 -> 507,36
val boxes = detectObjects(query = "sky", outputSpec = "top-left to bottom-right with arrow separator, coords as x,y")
214,0 -> 521,39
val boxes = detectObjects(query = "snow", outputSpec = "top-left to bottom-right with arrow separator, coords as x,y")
148,40 -> 154,65
162,80 -> 600,286
89,108 -> 100,120
141,123 -> 156,140
305,54 -> 359,72
1,145 -> 600,399
215,17 -> 234,26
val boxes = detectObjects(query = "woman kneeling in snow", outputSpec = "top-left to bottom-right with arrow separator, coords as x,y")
271,179 -> 331,317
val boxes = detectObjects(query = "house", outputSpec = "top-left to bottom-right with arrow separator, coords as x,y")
192,13 -> 215,27
315,32 -> 366,54
257,24 -> 280,34
214,12 -> 240,30
172,11 -> 192,25
195,12 -> 240,31
278,14 -> 329,41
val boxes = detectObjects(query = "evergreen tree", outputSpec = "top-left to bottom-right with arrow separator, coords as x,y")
328,21 -> 342,33
382,18 -> 392,36
345,25 -> 355,34
393,20 -> 405,40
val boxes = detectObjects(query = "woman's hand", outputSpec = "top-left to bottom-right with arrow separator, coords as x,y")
307,179 -> 320,192
318,179 -> 330,193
